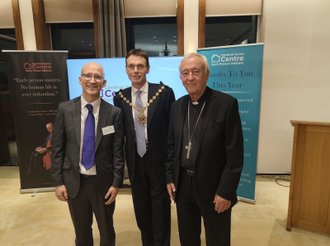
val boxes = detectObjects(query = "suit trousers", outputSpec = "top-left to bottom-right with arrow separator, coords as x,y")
67,175 -> 116,246
176,168 -> 231,246
130,149 -> 171,246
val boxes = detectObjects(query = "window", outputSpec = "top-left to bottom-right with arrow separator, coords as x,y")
126,17 -> 177,56
51,23 -> 95,58
0,29 -> 17,144
0,29 -> 17,92
205,16 -> 257,48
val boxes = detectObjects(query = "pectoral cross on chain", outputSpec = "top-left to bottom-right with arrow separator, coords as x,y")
185,141 -> 192,159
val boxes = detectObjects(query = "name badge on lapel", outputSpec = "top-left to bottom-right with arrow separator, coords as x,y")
102,125 -> 115,135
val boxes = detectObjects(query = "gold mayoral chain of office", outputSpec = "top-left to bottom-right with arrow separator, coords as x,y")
118,85 -> 165,125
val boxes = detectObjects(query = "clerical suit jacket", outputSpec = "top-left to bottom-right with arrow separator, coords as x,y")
113,82 -> 175,184
51,97 -> 125,198
166,87 -> 244,212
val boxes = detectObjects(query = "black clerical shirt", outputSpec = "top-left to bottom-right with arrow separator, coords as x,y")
181,87 -> 211,170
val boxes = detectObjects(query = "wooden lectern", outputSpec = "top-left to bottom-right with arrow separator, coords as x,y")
286,120 -> 330,234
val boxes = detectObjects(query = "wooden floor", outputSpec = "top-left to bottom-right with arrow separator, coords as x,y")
1,166 -> 329,245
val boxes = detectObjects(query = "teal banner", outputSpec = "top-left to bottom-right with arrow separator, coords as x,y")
198,44 -> 264,202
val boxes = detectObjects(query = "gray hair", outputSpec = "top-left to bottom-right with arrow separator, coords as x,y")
179,52 -> 210,73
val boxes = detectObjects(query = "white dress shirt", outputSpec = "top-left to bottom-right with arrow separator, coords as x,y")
131,82 -> 148,142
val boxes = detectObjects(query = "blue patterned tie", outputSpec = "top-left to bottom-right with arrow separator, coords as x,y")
81,104 -> 95,170
135,91 -> 146,157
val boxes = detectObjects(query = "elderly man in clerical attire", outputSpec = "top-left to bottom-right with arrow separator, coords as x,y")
166,52 -> 244,246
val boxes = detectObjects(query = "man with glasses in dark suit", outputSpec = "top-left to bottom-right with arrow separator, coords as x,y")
52,62 -> 125,246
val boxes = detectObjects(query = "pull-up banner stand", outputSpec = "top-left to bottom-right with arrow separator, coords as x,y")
198,44 -> 264,203
4,51 -> 69,194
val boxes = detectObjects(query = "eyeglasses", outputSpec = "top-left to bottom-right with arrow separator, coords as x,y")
180,69 -> 202,78
127,64 -> 146,70
81,74 -> 103,82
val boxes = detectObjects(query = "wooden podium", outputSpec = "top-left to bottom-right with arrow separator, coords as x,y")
286,120 -> 330,234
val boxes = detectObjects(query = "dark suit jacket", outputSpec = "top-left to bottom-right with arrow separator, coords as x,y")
166,87 -> 244,212
51,97 -> 125,198
113,82 -> 175,184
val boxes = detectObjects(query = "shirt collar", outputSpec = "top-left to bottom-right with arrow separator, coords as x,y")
132,82 -> 148,95
81,96 -> 101,112
190,86 -> 210,105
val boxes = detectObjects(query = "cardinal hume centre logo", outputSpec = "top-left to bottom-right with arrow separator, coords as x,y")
24,62 -> 52,73
211,53 -> 245,66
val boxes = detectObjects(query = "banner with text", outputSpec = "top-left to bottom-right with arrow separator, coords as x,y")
5,51 -> 69,192
198,44 -> 264,202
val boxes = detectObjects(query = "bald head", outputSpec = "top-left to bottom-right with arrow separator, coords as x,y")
79,62 -> 106,103
81,62 -> 105,77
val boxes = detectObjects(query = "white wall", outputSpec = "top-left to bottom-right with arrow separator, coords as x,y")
184,0 -> 199,53
18,0 -> 37,50
257,0 -> 330,173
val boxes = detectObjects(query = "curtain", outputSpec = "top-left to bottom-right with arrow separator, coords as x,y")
98,0 -> 127,57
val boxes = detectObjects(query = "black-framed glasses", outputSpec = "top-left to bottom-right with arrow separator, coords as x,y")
81,73 -> 103,82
